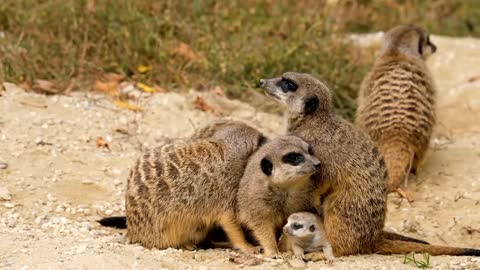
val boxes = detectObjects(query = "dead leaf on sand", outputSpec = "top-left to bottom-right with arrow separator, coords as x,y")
193,96 -> 214,113
228,254 -> 263,266
114,100 -> 142,112
467,74 -> 480,83
95,136 -> 110,151
33,79 -> 59,94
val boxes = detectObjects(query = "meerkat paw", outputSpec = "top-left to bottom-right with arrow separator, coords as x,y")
304,251 -> 326,262
397,187 -> 414,203
292,254 -> 306,261
181,244 -> 197,251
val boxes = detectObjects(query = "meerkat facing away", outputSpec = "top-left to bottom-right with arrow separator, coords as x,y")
260,71 -> 480,257
237,135 -> 320,257
124,120 -> 266,252
355,24 -> 437,201
279,212 -> 334,261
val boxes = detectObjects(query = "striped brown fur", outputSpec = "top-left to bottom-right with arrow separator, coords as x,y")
126,120 -> 265,252
356,25 -> 437,196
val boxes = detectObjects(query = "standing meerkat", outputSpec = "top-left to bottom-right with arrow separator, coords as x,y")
259,72 -> 480,257
237,135 -> 320,257
279,212 -> 334,261
355,24 -> 437,201
121,120 -> 266,252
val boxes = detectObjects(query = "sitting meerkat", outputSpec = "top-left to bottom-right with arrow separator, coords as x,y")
124,120 -> 266,252
237,135 -> 320,257
279,212 -> 334,261
355,24 -> 437,201
259,72 -> 480,258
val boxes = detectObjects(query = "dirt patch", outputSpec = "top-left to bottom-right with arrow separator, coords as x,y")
1,35 -> 480,269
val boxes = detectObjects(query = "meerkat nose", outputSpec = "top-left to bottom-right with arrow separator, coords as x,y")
258,79 -> 266,88
314,162 -> 321,171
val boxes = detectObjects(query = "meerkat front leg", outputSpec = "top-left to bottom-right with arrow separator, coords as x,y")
251,222 -> 281,258
323,243 -> 335,261
291,244 -> 305,260
218,213 -> 256,253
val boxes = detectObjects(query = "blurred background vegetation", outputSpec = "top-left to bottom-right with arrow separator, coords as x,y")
0,0 -> 479,119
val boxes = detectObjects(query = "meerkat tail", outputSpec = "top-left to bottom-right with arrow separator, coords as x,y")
381,231 -> 429,245
377,239 -> 480,256
97,216 -> 127,229
379,139 -> 415,193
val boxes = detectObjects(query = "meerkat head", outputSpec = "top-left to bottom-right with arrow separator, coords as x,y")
257,135 -> 320,187
259,72 -> 332,119
195,120 -> 267,153
283,212 -> 320,239
381,24 -> 436,59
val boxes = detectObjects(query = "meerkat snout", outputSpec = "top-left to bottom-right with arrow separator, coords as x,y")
258,79 -> 266,88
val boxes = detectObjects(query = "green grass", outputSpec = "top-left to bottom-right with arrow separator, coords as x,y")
403,252 -> 432,268
1,0 -> 479,119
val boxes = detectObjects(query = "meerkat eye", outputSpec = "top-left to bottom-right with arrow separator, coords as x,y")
309,225 -> 316,232
260,157 -> 273,176
292,223 -> 303,230
278,78 -> 298,92
282,152 -> 304,166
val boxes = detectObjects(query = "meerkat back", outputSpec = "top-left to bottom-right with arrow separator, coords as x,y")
356,24 -> 437,199
125,120 -> 265,251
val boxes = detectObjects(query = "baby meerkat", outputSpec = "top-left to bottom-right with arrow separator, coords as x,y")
124,120 -> 266,252
279,212 -> 334,261
356,24 -> 437,201
260,72 -> 480,257
237,135 -> 320,257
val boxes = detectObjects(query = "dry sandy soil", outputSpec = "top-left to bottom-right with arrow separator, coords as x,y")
1,35 -> 480,270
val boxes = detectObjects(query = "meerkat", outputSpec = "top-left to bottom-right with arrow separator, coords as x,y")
279,212 -> 334,261
355,25 -> 437,201
111,120 -> 266,252
237,135 -> 320,257
259,72 -> 480,257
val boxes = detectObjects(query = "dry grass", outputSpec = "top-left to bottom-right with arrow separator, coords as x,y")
0,0 -> 478,119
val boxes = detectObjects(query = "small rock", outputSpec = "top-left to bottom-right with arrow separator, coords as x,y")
0,162 -> 7,170
105,209 -> 113,215
0,186 -> 12,201
76,245 -> 87,254
288,258 -> 306,269
82,180 -> 94,185
4,202 -> 15,208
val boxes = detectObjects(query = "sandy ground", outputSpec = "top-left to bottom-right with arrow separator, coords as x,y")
1,35 -> 480,270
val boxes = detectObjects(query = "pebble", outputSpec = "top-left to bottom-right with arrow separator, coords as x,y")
288,258 -> 306,269
76,245 -> 87,254
4,202 -> 15,208
105,209 -> 113,215
0,162 -> 7,170
82,180 -> 94,185
0,186 -> 12,200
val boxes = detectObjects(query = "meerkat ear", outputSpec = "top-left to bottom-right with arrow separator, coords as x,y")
309,225 -> 316,232
418,33 -> 425,55
260,157 -> 273,176
258,135 -> 268,147
304,96 -> 319,115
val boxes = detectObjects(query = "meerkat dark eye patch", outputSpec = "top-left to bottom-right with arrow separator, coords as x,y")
282,152 -> 304,166
427,35 -> 437,53
260,157 -> 273,176
277,78 -> 298,92
304,96 -> 319,115
418,34 -> 425,55
292,223 -> 303,230
258,135 -> 268,147
309,225 -> 315,232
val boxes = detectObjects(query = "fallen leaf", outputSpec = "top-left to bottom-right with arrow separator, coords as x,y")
94,80 -> 120,98
174,42 -> 198,61
467,74 -> 480,83
96,136 -> 110,151
104,73 -> 124,83
213,86 -> 225,97
33,79 -> 59,94
228,254 -> 263,266
18,82 -> 31,91
154,85 -> 168,93
136,82 -> 155,93
86,0 -> 95,14
137,65 -> 152,74
193,96 -> 214,113
114,100 -> 142,112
